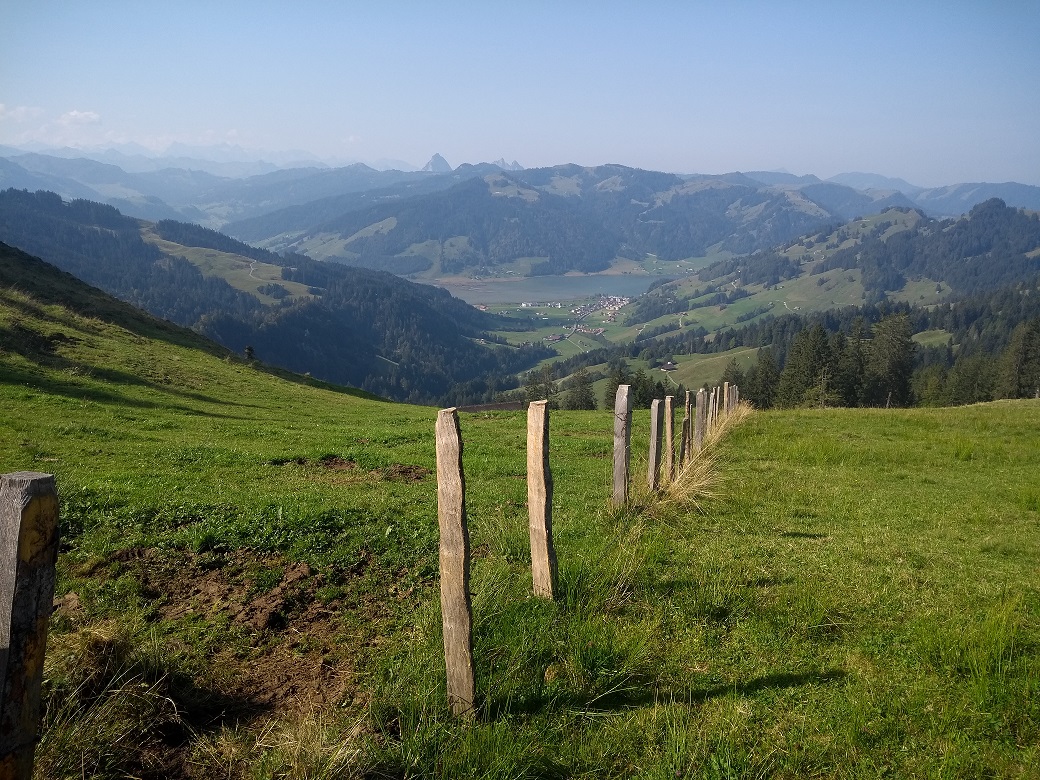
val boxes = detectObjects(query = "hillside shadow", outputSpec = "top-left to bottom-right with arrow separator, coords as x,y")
0,363 -> 245,419
485,668 -> 846,719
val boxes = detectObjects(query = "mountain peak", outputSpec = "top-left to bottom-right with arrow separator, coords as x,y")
493,158 -> 523,171
421,153 -> 452,173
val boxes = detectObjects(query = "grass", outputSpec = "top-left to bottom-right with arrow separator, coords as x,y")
2,280 -> 1039,777
141,228 -> 315,304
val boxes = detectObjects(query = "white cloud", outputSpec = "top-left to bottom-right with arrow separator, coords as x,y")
57,109 -> 101,126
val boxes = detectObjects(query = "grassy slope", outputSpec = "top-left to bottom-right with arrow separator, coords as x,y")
1,272 -> 1038,777
140,226 -> 315,304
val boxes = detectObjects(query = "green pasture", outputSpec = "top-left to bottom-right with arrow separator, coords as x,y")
2,282 -> 1038,778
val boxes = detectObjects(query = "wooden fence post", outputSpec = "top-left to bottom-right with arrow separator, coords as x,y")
722,381 -> 730,418
527,401 -> 557,600
647,399 -> 663,491
663,395 -> 675,482
0,472 -> 59,780
694,388 -> 707,452
435,410 -> 475,717
707,388 -> 717,433
679,390 -> 692,468
733,385 -> 739,409
612,385 -> 632,505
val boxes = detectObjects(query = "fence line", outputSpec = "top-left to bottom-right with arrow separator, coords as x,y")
432,383 -> 740,714
663,396 -> 675,481
679,390 -> 692,467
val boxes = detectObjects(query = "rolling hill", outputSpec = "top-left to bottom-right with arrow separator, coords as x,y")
245,165 -> 876,277
0,190 -> 551,402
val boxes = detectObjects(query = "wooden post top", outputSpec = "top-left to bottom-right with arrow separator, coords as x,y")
0,473 -> 55,490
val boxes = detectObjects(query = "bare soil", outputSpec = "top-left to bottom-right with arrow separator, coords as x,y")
54,544 -> 415,778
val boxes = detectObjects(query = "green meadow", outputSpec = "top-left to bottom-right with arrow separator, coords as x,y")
1,281 -> 1038,778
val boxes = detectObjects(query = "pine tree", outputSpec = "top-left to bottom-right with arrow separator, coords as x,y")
720,358 -> 746,389
832,319 -> 867,406
776,324 -> 832,407
603,357 -> 630,409
745,348 -> 780,409
524,364 -> 559,408
631,368 -> 658,408
863,314 -> 915,406
562,367 -> 597,410
995,318 -> 1040,399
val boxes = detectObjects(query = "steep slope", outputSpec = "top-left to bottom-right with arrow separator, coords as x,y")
0,156 -> 100,199
296,173 -> 618,275
695,199 -> 1040,300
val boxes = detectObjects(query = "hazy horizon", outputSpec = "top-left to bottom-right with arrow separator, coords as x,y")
3,2 -> 1039,187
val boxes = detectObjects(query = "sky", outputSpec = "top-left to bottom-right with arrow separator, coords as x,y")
2,1 -> 1039,187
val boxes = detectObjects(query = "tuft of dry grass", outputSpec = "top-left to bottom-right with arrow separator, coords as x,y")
660,402 -> 752,510
35,621 -> 185,779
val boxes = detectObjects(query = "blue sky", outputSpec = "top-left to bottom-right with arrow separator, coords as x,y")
2,1 -> 1038,186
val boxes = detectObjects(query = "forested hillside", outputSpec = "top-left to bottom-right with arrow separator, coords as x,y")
0,189 -> 551,402
696,200 -> 1040,299
815,198 -> 1040,295
238,165 -> 899,275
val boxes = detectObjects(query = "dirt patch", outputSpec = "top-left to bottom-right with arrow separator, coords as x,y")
85,548 -> 397,714
318,454 -> 357,470
267,455 -> 428,482
383,463 -> 431,482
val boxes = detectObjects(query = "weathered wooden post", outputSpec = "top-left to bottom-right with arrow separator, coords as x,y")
679,390 -> 692,468
663,395 -> 675,482
694,388 -> 707,452
435,410 -> 475,717
722,381 -> 730,418
612,384 -> 632,505
527,401 -> 557,600
647,399 -> 663,491
0,472 -> 59,780
707,388 -> 717,433
733,385 -> 739,409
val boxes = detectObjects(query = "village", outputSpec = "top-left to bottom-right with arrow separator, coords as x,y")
531,295 -> 631,343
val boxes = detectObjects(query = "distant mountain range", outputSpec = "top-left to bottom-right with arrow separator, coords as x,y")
2,144 -> 1039,281
224,165 -> 923,276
